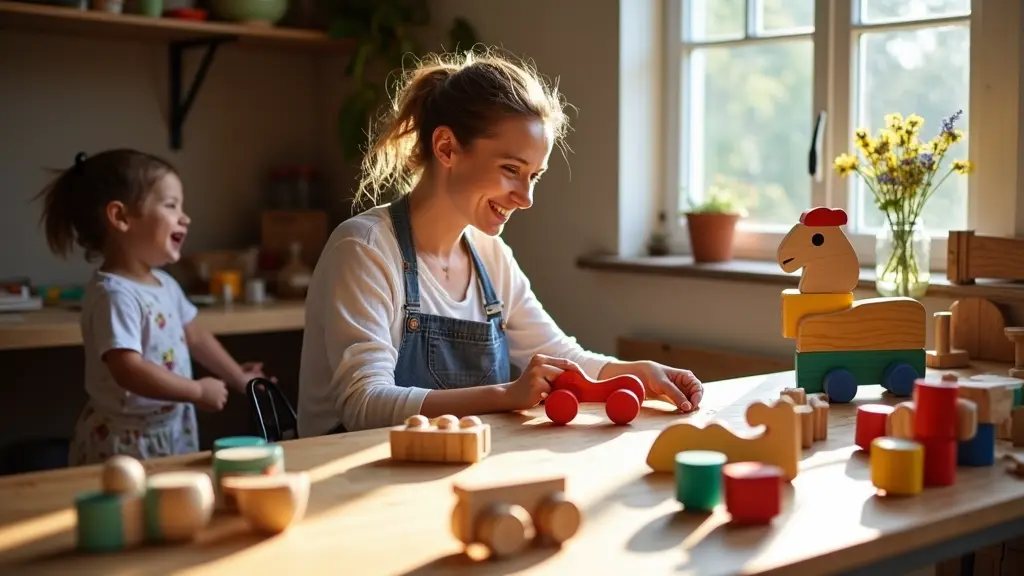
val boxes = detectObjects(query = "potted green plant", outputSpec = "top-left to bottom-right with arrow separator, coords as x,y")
682,185 -> 747,263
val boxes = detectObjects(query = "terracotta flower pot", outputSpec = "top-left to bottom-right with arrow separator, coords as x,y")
685,212 -> 741,263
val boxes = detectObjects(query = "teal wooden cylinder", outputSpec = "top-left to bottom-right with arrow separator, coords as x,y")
75,491 -> 144,552
213,436 -> 267,453
675,450 -> 727,512
212,444 -> 285,509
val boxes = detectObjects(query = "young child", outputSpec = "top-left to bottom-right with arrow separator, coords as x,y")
35,149 -> 269,465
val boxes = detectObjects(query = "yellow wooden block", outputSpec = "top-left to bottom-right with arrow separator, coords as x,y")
870,437 -> 923,496
780,289 -> 854,339
796,296 -> 926,352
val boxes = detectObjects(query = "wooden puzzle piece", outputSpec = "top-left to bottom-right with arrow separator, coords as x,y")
545,369 -> 645,425
646,396 -> 801,481
780,289 -> 853,339
927,311 -> 970,369
390,415 -> 491,464
776,207 -> 861,294
795,296 -> 926,353
950,298 -> 1015,363
451,475 -> 580,557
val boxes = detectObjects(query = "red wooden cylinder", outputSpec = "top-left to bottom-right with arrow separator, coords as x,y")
855,404 -> 894,451
921,438 -> 957,487
723,462 -> 782,525
914,379 -> 959,441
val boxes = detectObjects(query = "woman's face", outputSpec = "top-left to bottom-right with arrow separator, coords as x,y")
439,115 -> 553,236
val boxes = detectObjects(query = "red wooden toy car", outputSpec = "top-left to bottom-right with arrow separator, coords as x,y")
545,370 -> 646,425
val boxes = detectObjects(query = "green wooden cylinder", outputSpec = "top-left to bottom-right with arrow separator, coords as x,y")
75,491 -> 145,552
675,450 -> 727,512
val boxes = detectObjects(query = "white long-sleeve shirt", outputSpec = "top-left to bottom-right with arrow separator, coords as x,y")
297,204 -> 615,435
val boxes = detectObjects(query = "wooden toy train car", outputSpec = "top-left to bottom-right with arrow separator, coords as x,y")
450,475 -> 581,557
777,207 -> 927,403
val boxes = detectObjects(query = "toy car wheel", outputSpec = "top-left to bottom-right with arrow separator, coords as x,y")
545,389 -> 579,425
476,503 -> 534,557
823,368 -> 858,403
536,491 -> 581,544
882,361 -> 918,397
605,389 -> 640,425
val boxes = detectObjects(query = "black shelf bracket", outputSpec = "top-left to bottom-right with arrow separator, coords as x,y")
169,35 -> 237,151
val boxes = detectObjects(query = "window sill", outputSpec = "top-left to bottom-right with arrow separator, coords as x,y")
576,253 -> 1024,303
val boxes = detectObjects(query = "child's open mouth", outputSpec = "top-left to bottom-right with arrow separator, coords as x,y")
170,232 -> 186,247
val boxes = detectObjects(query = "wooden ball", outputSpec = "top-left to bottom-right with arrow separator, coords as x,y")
435,415 -> 459,430
460,416 -> 482,429
102,455 -> 146,496
405,415 -> 429,428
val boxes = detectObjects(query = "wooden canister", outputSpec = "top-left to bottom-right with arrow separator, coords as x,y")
212,444 -> 285,511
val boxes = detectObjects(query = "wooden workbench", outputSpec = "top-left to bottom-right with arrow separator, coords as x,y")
0,301 -> 306,351
1,364 -> 1023,575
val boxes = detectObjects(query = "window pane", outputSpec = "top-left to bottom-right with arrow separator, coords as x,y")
757,0 -> 815,34
685,0 -> 745,42
858,0 -> 970,24
853,25 -> 970,233
682,40 -> 813,228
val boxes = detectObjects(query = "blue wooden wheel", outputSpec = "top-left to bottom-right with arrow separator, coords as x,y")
823,368 -> 858,403
882,362 -> 918,397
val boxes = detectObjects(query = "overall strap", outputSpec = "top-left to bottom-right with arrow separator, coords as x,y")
464,236 -> 504,323
388,195 -> 421,313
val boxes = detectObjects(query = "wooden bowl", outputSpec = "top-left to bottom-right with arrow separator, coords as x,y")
221,472 -> 310,534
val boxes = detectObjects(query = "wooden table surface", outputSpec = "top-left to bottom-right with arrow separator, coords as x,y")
1,363 -> 1023,575
0,301 -> 305,351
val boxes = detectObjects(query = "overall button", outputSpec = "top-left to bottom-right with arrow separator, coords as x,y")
408,317 -> 420,331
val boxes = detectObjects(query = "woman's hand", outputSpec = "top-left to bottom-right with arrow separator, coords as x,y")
502,354 -> 582,411
602,360 -> 702,412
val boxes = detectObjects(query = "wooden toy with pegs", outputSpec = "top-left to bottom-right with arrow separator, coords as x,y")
646,396 -> 801,481
389,414 -> 491,464
777,207 -> 927,403
780,388 -> 829,447
544,369 -> 645,425
450,475 -> 581,558
926,311 -> 970,369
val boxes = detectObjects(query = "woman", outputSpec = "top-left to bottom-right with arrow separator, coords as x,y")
297,49 -> 703,435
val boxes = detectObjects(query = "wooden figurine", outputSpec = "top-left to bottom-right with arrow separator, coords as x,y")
780,388 -> 829,444
545,369 -> 645,425
776,207 -> 927,403
870,437 -> 924,496
949,297 -> 1015,363
926,311 -> 970,368
144,471 -> 215,543
1005,327 -> 1024,379
647,396 -> 801,481
723,462 -> 783,525
75,456 -> 147,552
222,472 -> 310,535
450,475 -> 581,557
390,414 -> 491,464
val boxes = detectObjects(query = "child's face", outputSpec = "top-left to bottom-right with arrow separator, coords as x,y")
124,173 -> 191,267
442,116 -> 553,236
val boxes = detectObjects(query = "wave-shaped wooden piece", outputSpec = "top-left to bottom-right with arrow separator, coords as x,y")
796,297 -> 926,352
646,396 -> 802,481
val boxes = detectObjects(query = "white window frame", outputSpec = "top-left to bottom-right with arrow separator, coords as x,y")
663,0 -> 1020,274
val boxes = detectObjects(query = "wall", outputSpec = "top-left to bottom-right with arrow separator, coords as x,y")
0,29 -> 326,284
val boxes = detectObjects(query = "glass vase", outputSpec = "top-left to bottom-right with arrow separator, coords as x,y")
875,218 -> 931,298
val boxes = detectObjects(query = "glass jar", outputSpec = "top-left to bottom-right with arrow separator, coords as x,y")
875,218 -> 931,298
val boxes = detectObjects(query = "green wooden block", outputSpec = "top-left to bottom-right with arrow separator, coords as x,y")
675,450 -> 726,512
75,491 -> 144,552
795,348 -> 926,395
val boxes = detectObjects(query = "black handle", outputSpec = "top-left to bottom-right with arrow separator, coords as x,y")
808,110 -> 827,178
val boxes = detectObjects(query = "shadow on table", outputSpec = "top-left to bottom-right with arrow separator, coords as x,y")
397,547 -> 559,576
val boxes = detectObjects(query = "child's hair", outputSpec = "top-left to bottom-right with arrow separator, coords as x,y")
355,47 -> 572,208
34,149 -> 178,261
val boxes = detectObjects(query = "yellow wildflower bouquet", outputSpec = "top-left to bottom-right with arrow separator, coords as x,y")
833,110 -> 973,296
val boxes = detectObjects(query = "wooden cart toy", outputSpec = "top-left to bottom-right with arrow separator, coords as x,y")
544,369 -> 645,425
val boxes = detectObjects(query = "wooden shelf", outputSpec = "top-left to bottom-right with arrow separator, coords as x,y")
0,1 -> 354,52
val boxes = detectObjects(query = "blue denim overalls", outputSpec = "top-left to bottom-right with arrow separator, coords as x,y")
329,195 -> 511,433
